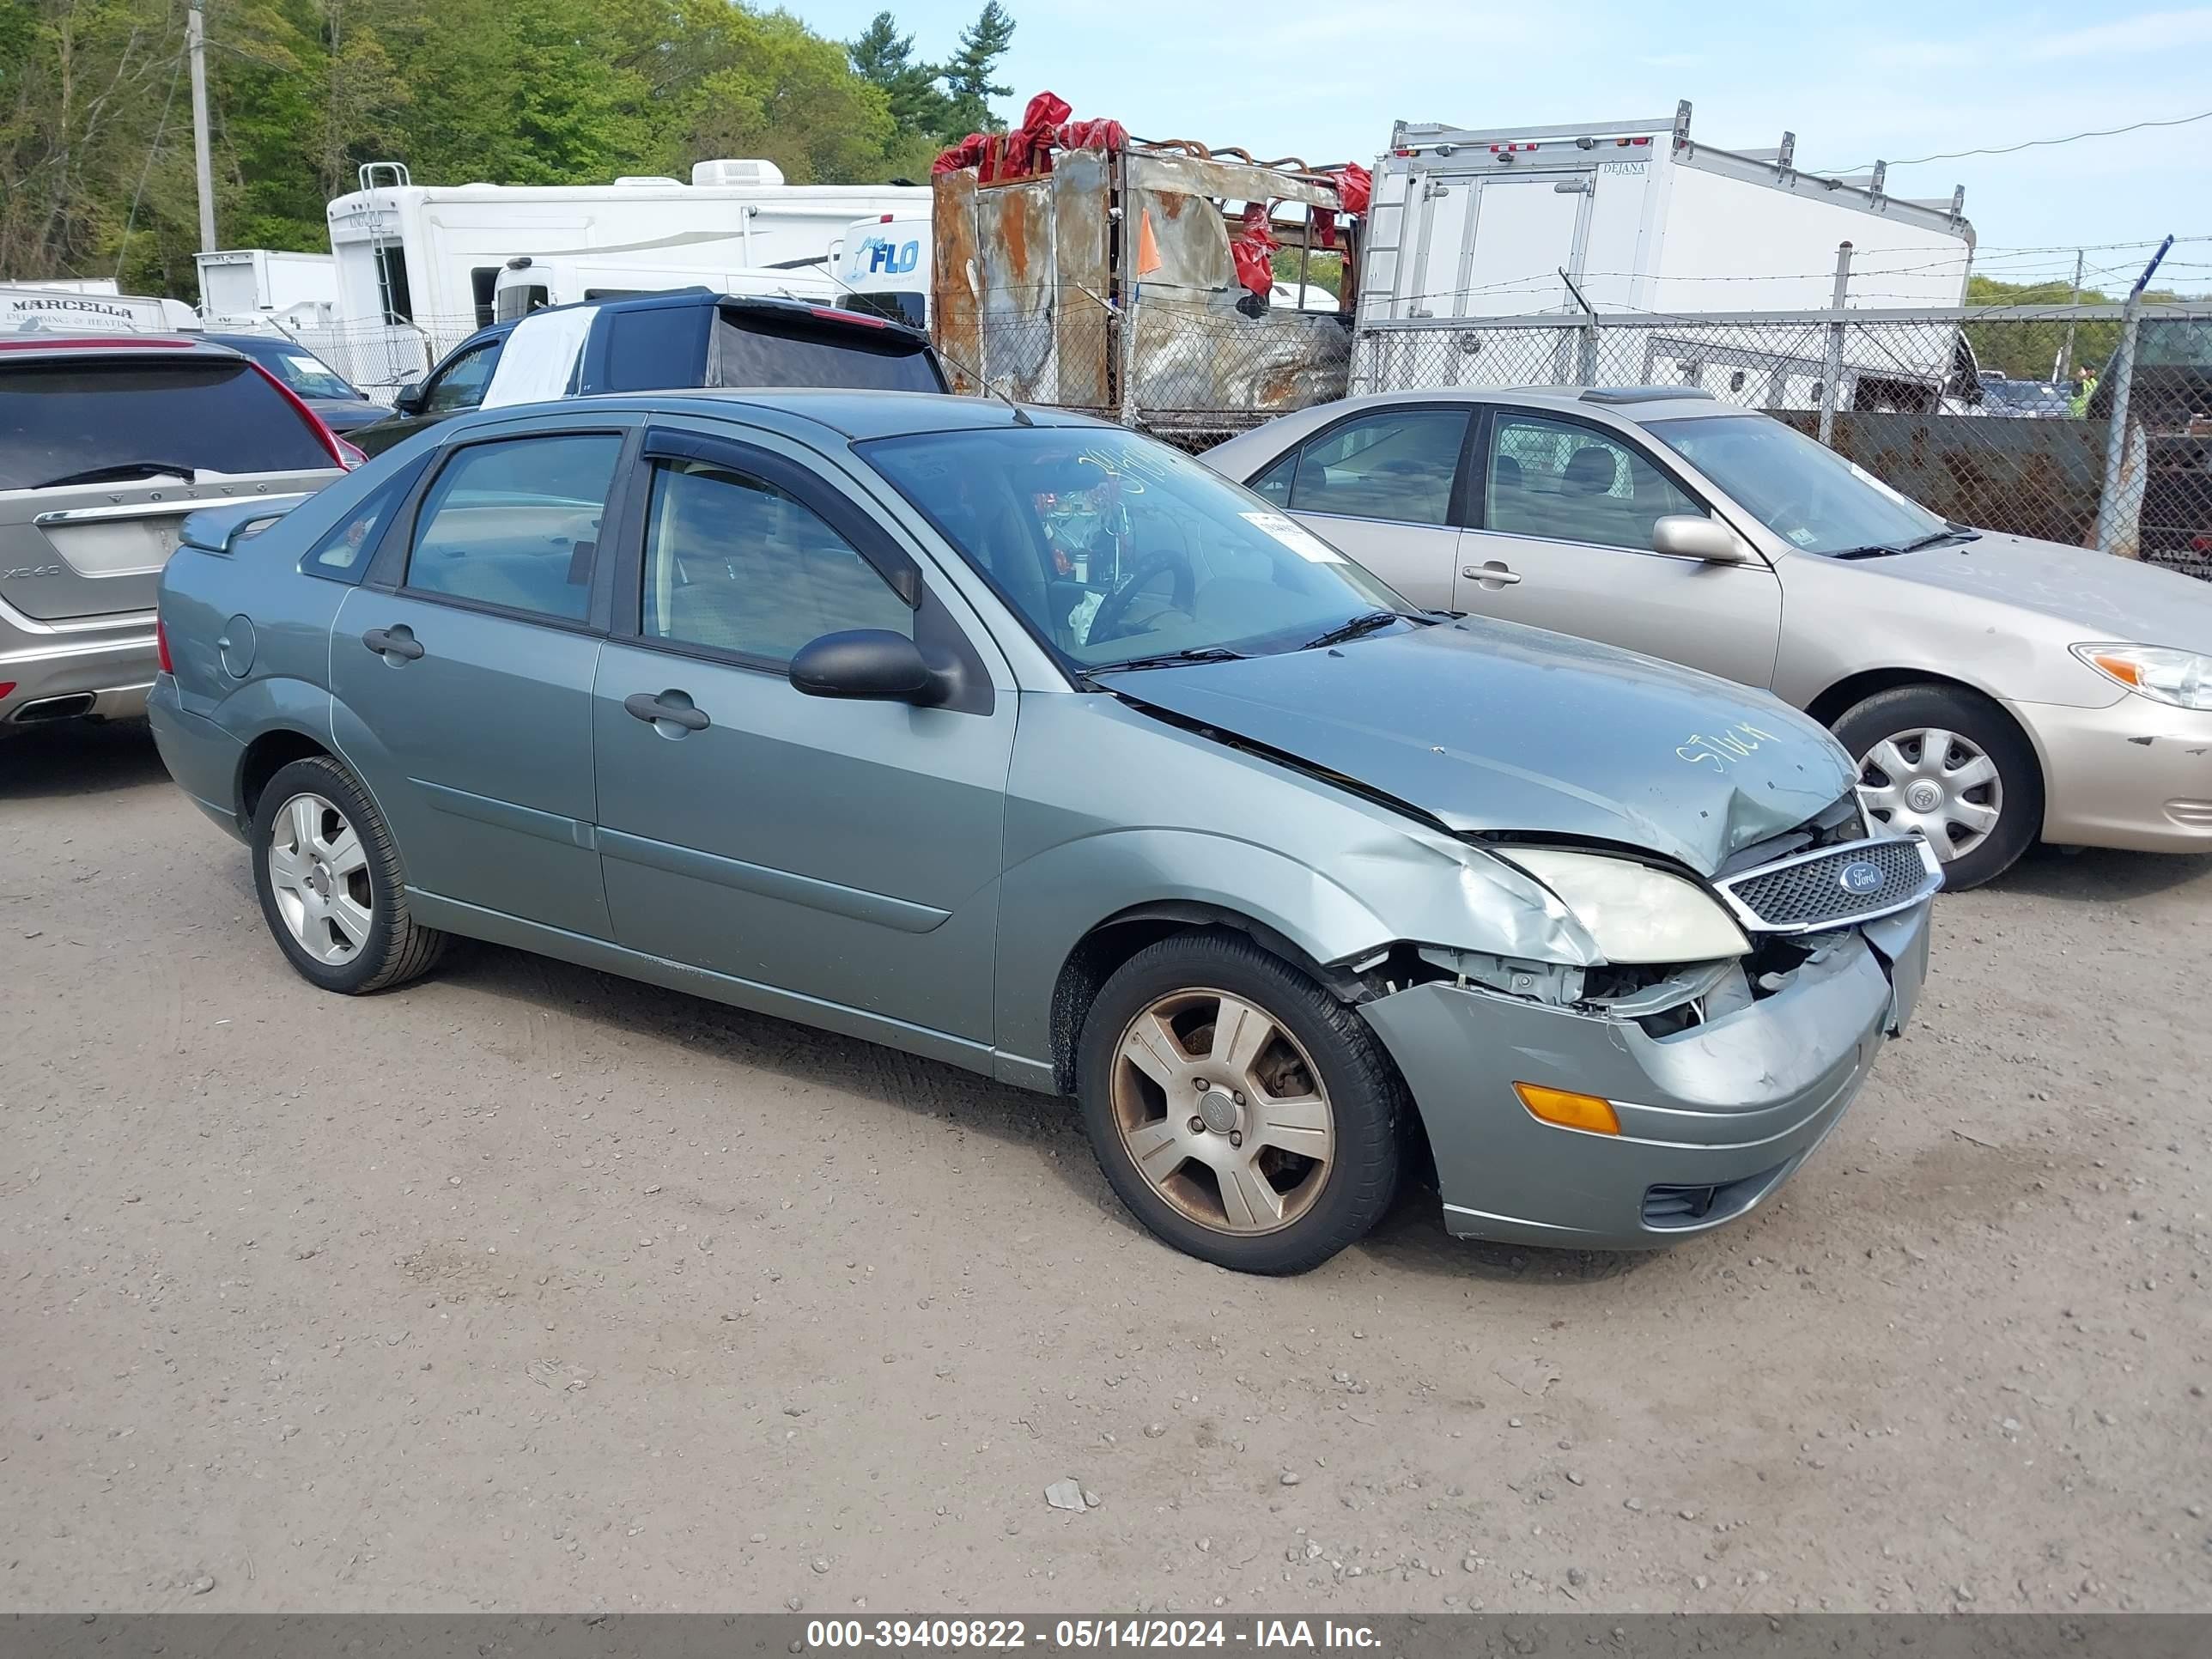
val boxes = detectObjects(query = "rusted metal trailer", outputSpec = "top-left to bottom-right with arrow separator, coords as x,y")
930,98 -> 1368,448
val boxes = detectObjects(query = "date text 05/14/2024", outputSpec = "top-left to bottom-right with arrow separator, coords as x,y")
803,1620 -> 1382,1650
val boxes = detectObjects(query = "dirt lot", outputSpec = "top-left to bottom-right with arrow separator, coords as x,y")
3,721 -> 2209,1615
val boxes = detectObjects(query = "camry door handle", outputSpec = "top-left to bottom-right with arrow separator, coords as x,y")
362,624 -> 425,660
1462,562 -> 1522,586
624,690 -> 710,732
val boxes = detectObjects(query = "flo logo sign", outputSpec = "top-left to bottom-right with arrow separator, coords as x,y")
852,236 -> 921,276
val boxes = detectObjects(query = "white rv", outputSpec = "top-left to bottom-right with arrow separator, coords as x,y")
491,257 -> 839,323
830,212 -> 932,326
321,160 -> 928,375
1353,104 -> 1980,410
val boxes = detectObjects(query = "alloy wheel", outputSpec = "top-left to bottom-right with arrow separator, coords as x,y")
266,792 -> 374,964
1110,988 -> 1334,1236
1856,726 -> 2003,862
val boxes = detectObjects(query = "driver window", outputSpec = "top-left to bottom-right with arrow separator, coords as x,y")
423,342 -> 501,416
1486,415 -> 1703,550
641,458 -> 912,664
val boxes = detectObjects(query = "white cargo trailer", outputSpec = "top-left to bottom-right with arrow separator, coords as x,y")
1353,104 -> 1980,410
195,248 -> 339,323
320,160 -> 928,380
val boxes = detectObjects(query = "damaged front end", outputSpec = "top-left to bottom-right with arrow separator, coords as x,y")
1350,793 -> 1941,1251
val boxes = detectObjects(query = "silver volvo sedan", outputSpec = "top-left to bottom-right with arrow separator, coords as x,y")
1208,387 -> 2212,889
148,391 -> 1933,1273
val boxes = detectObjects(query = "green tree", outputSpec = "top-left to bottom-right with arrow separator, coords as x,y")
939,0 -> 1013,136
849,9 -> 949,141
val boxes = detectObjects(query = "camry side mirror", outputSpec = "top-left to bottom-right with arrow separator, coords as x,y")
393,380 -> 426,416
1652,514 -> 1754,564
789,629 -> 945,705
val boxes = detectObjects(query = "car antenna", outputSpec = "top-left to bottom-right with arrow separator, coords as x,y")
812,258 -> 1032,424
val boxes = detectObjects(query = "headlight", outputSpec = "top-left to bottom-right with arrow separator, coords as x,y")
2072,643 -> 2212,712
1500,848 -> 1748,964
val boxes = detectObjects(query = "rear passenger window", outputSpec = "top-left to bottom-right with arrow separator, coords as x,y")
405,434 -> 622,622
1288,409 -> 1469,526
604,307 -> 708,393
641,458 -> 912,664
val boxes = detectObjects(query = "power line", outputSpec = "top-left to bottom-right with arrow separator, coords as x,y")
1811,106 -> 2212,176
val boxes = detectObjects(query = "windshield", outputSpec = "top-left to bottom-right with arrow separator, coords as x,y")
242,343 -> 361,401
1645,412 -> 1948,556
859,424 -> 1407,669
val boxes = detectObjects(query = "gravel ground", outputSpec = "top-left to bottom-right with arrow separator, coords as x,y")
3,721 -> 2209,1615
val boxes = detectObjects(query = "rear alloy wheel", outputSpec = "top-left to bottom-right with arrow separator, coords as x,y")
1077,933 -> 1401,1274
251,755 -> 447,994
1833,684 -> 2041,890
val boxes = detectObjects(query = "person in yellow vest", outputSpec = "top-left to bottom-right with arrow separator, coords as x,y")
2069,364 -> 2100,417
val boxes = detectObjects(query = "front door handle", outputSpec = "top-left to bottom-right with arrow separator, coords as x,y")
624,690 -> 710,732
1462,562 -> 1523,586
362,624 -> 425,660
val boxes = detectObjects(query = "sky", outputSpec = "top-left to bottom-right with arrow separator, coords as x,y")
793,0 -> 2212,295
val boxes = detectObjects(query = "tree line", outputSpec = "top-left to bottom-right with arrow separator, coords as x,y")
0,1 -> 1016,301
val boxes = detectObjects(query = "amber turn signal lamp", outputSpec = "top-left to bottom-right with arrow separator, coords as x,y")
1514,1082 -> 1621,1136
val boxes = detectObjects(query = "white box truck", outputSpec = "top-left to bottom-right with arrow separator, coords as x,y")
1352,103 -> 1981,410
195,248 -> 340,323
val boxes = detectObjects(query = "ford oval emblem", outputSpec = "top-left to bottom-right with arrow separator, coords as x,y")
1838,860 -> 1885,896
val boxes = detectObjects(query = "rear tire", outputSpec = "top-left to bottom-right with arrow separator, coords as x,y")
1075,933 -> 1403,1275
1832,684 -> 2041,890
251,755 -> 447,994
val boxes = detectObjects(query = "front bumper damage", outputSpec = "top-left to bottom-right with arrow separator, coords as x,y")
1360,901 -> 1930,1251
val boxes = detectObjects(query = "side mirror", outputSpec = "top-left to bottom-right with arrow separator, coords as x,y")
393,380 -> 426,416
789,629 -> 944,704
1652,514 -> 1754,565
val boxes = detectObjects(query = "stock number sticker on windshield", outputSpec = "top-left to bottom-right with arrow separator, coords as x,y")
1241,510 -> 1344,563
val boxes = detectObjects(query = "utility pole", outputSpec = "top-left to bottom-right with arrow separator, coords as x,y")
2057,248 -> 2085,383
188,1 -> 217,252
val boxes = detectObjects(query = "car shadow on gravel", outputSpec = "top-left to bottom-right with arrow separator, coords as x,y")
1987,841 -> 2212,902
0,720 -> 166,801
415,936 -> 1562,1269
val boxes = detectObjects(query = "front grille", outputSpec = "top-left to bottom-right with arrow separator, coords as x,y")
1718,836 -> 1939,933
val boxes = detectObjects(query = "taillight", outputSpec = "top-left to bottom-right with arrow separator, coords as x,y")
245,360 -> 356,471
156,619 -> 173,676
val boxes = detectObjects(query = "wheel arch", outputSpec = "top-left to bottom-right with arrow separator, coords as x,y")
1806,667 -> 2049,786
1046,902 -> 1365,1097
236,726 -> 336,827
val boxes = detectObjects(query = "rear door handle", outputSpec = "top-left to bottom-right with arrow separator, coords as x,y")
362,625 -> 425,660
624,690 -> 710,732
1462,562 -> 1522,586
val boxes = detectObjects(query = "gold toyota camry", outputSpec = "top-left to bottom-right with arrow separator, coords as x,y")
1209,386 -> 2212,888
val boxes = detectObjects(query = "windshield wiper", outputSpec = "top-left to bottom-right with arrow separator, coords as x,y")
1831,526 -> 1980,560
1298,610 -> 1409,651
1087,645 -> 1246,674
35,460 -> 198,489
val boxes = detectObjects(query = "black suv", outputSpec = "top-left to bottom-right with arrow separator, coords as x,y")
349,289 -> 948,458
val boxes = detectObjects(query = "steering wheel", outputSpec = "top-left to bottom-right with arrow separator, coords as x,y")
1085,548 -> 1198,645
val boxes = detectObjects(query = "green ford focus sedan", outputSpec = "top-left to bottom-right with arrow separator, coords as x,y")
148,390 -> 1934,1273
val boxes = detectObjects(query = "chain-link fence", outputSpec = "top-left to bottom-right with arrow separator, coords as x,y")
1348,303 -> 2212,574
951,294 -> 2212,575
266,312 -> 483,396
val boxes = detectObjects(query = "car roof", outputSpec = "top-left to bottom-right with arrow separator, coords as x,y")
0,332 -> 250,362
464,386 -> 1104,443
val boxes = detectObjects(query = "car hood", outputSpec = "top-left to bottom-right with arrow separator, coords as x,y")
1094,617 -> 1854,876
1855,532 -> 2212,647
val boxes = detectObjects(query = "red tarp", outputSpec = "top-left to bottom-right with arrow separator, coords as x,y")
931,91 -> 1129,184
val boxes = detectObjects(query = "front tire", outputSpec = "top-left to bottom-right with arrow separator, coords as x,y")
1075,933 -> 1403,1274
1832,684 -> 2041,890
251,755 -> 447,994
